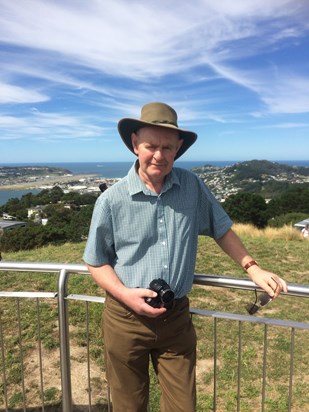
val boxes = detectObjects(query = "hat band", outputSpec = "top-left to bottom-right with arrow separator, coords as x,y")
151,120 -> 178,127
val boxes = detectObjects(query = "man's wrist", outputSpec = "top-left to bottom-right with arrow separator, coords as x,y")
243,260 -> 259,272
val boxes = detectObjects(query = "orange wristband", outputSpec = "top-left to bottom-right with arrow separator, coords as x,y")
243,260 -> 258,272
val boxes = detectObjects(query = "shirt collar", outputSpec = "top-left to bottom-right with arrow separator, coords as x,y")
127,160 -> 180,196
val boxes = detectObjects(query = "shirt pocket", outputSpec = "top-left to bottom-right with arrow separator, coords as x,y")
168,196 -> 197,213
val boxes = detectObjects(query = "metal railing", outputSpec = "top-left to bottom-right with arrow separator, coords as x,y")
1,261 -> 309,411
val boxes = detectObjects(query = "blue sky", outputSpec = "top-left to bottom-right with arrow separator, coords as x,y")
0,0 -> 309,163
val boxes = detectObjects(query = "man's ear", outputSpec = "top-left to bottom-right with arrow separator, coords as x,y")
176,139 -> 184,153
131,133 -> 139,155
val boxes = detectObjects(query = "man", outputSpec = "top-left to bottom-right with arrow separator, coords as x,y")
83,102 -> 287,412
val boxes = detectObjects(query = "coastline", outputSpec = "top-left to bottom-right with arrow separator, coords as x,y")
0,174 -> 99,191
1,160 -> 308,206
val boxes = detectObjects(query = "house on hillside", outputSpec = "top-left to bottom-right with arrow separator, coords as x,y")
2,213 -> 15,220
27,206 -> 45,219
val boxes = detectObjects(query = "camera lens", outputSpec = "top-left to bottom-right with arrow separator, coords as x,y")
161,289 -> 174,303
145,278 -> 175,308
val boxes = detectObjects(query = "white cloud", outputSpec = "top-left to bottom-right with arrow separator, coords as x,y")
0,110 -> 108,141
267,122 -> 309,129
204,62 -> 309,115
0,83 -> 49,104
1,0 -> 308,79
0,0 -> 308,116
0,115 -> 28,127
261,74 -> 309,114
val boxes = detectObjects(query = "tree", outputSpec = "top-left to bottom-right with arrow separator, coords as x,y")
267,187 -> 309,218
0,224 -> 67,252
223,192 -> 268,228
65,205 -> 94,241
46,206 -> 74,226
0,187 -> 97,252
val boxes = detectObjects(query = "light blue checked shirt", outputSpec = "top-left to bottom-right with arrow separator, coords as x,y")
83,162 -> 232,298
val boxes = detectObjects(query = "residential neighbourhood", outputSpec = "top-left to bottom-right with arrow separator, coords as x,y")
0,161 -> 308,242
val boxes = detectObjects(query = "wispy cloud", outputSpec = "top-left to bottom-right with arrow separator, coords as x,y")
0,109 -> 109,141
264,122 -> 309,129
0,83 -> 49,104
261,73 -> 309,114
0,0 -> 308,161
1,1 -> 308,81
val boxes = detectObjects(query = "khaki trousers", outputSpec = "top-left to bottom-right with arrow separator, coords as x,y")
103,294 -> 197,412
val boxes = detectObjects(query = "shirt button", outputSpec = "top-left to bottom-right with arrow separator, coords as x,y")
164,265 -> 168,269
161,241 -> 166,246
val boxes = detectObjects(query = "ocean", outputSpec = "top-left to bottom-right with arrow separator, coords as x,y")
1,160 -> 234,177
0,160 -> 308,206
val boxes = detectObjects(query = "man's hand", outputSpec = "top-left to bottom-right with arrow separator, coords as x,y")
87,264 -> 167,317
215,229 -> 288,299
246,265 -> 288,298
121,287 -> 167,318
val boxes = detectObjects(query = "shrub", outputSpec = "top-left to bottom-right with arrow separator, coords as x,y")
268,212 -> 308,228
223,192 -> 268,228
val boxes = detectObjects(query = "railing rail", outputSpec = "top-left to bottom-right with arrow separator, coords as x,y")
1,261 -> 309,411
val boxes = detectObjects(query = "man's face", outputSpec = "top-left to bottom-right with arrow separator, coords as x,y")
132,126 -> 183,181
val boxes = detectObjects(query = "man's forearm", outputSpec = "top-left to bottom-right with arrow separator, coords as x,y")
215,228 -> 253,268
86,264 -> 127,301
215,228 -> 288,297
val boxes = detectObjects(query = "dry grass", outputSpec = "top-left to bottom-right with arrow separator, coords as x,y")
1,227 -> 309,411
233,223 -> 304,241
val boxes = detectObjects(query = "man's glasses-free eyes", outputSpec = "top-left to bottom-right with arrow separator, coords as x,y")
246,280 -> 278,315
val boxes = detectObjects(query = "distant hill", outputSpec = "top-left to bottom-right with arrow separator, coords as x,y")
224,159 -> 309,179
0,165 -> 72,178
192,160 -> 309,199
0,166 -> 82,190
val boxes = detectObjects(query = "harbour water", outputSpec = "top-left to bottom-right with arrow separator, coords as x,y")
0,160 -> 308,206
1,160 -> 236,178
0,189 -> 41,206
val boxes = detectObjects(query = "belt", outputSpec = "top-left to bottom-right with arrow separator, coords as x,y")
106,292 -> 187,312
165,295 -> 187,311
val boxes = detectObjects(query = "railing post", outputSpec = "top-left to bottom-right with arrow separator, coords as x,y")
58,268 -> 73,412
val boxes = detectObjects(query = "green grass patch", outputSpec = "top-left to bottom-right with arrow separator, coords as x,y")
1,234 -> 309,410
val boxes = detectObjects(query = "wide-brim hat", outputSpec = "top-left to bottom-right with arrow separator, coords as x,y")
118,102 -> 198,160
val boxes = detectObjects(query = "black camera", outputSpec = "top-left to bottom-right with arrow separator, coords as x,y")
145,278 -> 175,308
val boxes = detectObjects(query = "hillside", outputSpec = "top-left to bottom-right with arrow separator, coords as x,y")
1,232 -> 309,411
192,159 -> 309,200
224,159 -> 309,178
0,165 -> 96,190
2,227 -> 308,302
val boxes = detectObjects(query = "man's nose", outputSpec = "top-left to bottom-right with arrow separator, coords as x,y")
153,149 -> 164,159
